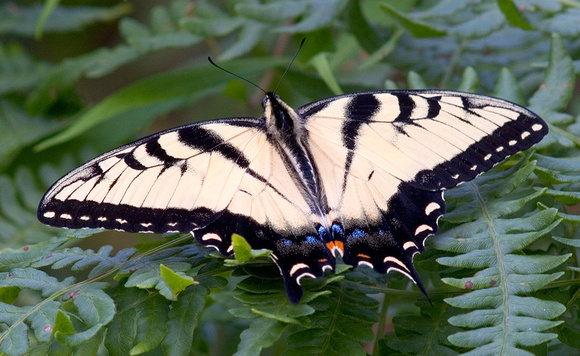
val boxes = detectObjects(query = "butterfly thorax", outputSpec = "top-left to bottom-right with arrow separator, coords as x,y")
263,93 -> 329,222
265,92 -> 295,139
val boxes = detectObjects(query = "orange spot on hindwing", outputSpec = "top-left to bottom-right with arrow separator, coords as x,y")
325,240 -> 344,256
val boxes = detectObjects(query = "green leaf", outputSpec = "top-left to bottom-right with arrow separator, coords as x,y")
0,268 -> 74,297
129,293 -> 169,355
529,34 -> 575,116
310,53 -> 343,95
344,0 -> 380,52
497,0 -> 533,30
226,235 -> 270,267
73,328 -> 105,355
407,71 -> 427,89
431,155 -> 565,354
552,236 -> 580,248
275,0 -> 348,33
456,67 -> 478,92
125,258 -> 192,300
380,2 -> 446,38
0,300 -> 60,353
386,301 -> 462,355
0,237 -> 69,272
493,68 -> 523,105
57,286 -> 116,346
104,296 -> 138,356
232,233 -> 253,264
359,29 -> 402,70
53,309 -> 74,337
411,0 -> 480,18
1,3 -> 132,37
235,1 -> 308,22
234,318 -> 285,356
286,281 -> 378,355
0,101 -> 61,168
104,287 -> 169,355
35,57 -> 289,150
541,8 -> 580,36
542,189 -> 580,205
218,21 -> 266,61
33,245 -> 137,279
181,17 -> 245,37
26,4 -> 203,116
162,286 -> 207,356
0,44 -> 48,95
0,321 -> 28,355
449,8 -> 505,38
34,0 -> 60,39
0,287 -> 20,304
159,264 -> 195,300
557,324 -> 580,349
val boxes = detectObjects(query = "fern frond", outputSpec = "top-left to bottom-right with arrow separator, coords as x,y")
0,3 -> 131,38
385,300 -> 463,355
32,245 -> 137,279
0,101 -> 61,168
0,169 -> 64,248
0,44 -> 48,95
26,3 -> 201,117
162,285 -> 207,355
429,155 -> 565,354
103,287 -> 169,355
0,269 -> 115,354
285,277 -> 379,355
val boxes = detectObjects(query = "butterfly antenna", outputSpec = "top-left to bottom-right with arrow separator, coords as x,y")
208,57 -> 266,94
273,37 -> 306,94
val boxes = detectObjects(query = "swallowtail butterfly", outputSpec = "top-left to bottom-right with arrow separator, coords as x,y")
38,89 -> 548,304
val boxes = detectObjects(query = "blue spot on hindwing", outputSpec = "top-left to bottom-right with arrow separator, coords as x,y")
281,238 -> 292,245
306,236 -> 317,244
318,226 -> 329,239
331,224 -> 344,237
351,229 -> 365,239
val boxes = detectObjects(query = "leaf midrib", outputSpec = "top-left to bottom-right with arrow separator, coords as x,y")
470,181 -> 509,355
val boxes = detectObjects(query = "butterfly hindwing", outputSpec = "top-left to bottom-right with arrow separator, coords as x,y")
193,210 -> 334,303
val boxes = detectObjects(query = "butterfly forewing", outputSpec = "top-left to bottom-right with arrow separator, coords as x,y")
39,118 -> 312,233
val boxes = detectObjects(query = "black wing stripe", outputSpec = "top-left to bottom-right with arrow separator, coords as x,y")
394,93 -> 415,123
146,140 -> 180,167
39,199 -> 218,232
341,94 -> 380,193
124,153 -> 147,170
178,126 -> 251,168
178,125 -> 288,197
425,96 -> 442,119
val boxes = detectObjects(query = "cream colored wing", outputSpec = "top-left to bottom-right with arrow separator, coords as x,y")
38,117 -> 335,303
38,119 -> 307,233
299,90 -> 548,288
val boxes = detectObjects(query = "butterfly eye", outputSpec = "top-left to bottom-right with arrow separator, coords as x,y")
261,97 -> 268,108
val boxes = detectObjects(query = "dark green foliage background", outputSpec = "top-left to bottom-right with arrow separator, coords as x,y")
1,0 -> 579,355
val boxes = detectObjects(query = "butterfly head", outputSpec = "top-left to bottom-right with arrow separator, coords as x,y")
263,92 -> 302,140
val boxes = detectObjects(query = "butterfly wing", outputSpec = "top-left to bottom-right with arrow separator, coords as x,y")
38,117 -> 334,303
299,90 -> 548,288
